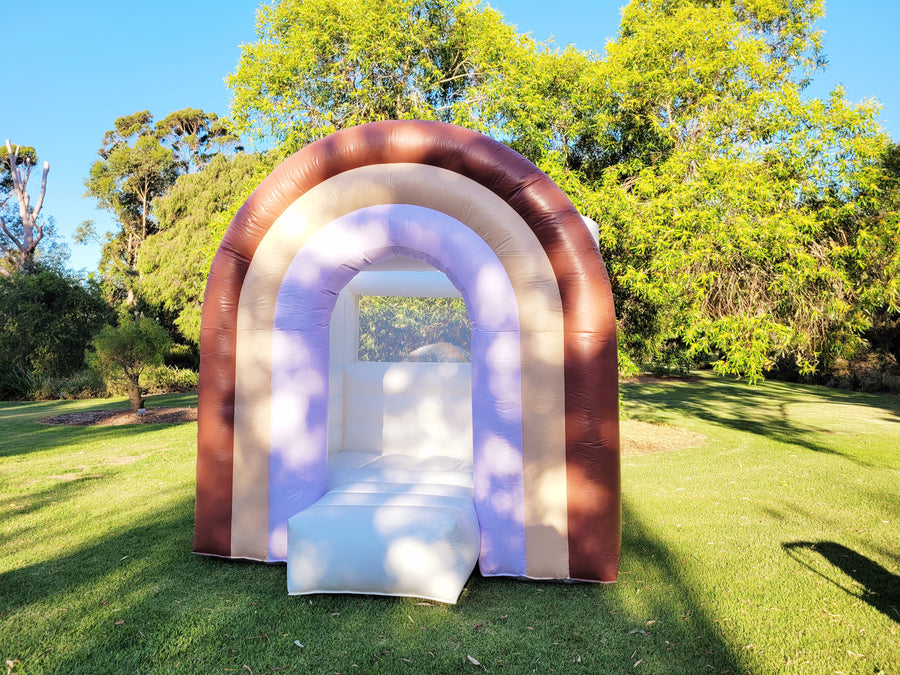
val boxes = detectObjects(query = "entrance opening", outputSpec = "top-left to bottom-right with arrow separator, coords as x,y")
327,257 -> 474,471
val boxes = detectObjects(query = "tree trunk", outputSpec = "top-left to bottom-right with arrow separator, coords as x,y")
126,378 -> 145,413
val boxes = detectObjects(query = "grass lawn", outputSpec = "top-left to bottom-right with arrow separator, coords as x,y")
1,377 -> 898,674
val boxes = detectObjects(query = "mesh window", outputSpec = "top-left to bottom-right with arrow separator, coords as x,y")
358,296 -> 471,362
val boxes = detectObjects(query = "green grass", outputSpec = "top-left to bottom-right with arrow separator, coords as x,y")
1,380 -> 898,674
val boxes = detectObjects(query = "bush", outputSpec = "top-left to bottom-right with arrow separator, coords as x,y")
0,268 -> 112,379
163,343 -> 199,370
30,369 -> 108,401
140,365 -> 199,394
0,365 -> 40,400
825,351 -> 900,394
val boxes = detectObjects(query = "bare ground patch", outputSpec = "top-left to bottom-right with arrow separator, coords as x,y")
38,407 -> 197,427
621,419 -> 706,456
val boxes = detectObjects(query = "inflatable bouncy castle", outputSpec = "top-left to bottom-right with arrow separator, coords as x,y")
193,120 -> 620,603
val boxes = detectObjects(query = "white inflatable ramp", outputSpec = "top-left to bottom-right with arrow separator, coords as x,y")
286,480 -> 480,604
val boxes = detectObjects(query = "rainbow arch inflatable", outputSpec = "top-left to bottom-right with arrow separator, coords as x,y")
194,120 -> 620,588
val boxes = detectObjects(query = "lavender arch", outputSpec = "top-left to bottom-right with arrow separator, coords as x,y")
268,204 -> 527,574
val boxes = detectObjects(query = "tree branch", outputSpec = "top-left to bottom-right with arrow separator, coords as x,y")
30,161 -> 50,223
0,216 -> 25,251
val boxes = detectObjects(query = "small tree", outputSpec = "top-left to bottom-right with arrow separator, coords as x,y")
88,316 -> 171,412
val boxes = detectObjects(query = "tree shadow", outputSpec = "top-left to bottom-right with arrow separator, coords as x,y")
782,541 -> 900,623
620,376 -> 900,464
0,494 -> 750,673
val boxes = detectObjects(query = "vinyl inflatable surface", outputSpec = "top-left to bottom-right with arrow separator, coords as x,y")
194,120 -> 621,591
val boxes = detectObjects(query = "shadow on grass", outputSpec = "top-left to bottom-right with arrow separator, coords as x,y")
782,541 -> 900,624
0,496 -> 748,674
620,376 -> 900,463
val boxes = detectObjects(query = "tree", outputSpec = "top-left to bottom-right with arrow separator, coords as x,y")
0,141 -> 49,276
87,316 -> 172,412
84,111 -> 179,305
579,0 -> 893,380
225,0 -> 897,381
227,0 -> 508,151
0,267 -> 112,380
457,0 -> 892,381
155,108 -> 242,174
136,152 -> 273,344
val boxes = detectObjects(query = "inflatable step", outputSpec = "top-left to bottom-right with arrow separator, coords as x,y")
286,484 -> 480,604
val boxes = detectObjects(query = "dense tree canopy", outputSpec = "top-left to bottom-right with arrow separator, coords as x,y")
0,268 -> 111,379
137,151 -> 274,344
228,0 -> 515,151
126,0 -> 897,383
155,108 -> 242,174
84,108 -> 240,310
581,0 -> 895,379
456,0 -> 896,380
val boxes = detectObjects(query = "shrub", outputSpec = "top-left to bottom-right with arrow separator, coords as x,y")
0,365 -> 39,400
825,351 -> 900,394
140,365 -> 199,394
87,317 -> 172,411
0,268 -> 112,379
30,369 -> 109,401
163,343 -> 199,370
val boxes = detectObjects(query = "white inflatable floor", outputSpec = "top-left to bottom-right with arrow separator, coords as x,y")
286,452 -> 480,604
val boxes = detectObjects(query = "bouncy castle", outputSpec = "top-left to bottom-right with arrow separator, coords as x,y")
193,120 -> 620,603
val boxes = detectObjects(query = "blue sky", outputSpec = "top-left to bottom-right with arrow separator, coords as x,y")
4,1 -> 898,273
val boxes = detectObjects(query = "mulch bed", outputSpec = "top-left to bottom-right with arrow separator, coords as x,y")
38,407 -> 197,427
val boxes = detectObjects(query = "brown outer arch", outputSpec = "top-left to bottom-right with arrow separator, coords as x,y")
194,119 -> 620,582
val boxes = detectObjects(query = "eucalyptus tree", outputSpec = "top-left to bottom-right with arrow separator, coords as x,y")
84,111 -> 179,305
85,108 -> 240,307
155,108 -> 242,174
0,141 -> 49,276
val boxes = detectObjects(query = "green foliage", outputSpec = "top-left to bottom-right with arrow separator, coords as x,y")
84,112 -> 179,305
163,343 -> 199,371
87,316 -> 172,411
136,152 -> 273,345
210,0 -> 900,383
154,108 -> 242,174
358,295 -> 471,361
467,0 -> 895,382
228,0 -> 508,151
101,364 -> 198,397
0,365 -> 40,400
85,108 -> 240,311
29,368 -> 107,401
0,268 -> 112,385
140,365 -> 199,394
